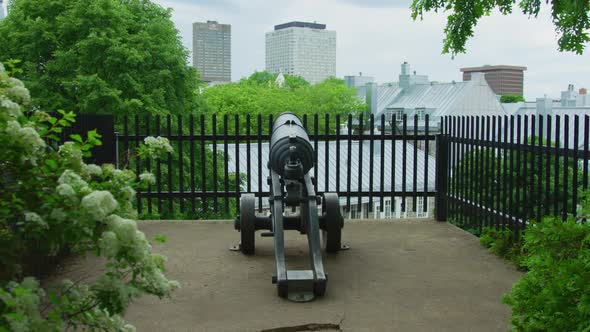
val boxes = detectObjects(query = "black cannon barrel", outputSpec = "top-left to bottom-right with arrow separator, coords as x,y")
269,113 -> 314,177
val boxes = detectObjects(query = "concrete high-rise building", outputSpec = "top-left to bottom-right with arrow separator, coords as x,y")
461,65 -> 527,96
0,0 -> 6,20
192,20 -> 231,83
265,21 -> 336,85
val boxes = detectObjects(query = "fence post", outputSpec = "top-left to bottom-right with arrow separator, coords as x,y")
65,113 -> 117,165
435,133 -> 449,221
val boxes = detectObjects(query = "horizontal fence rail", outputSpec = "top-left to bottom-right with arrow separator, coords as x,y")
440,114 -> 590,236
116,113 -> 437,219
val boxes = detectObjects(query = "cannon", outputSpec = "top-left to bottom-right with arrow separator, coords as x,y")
234,112 -> 345,302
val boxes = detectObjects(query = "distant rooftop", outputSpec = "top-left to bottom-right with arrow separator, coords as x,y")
274,21 -> 326,31
461,65 -> 527,72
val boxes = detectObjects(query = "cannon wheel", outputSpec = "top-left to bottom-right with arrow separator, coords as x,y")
239,194 -> 256,255
322,193 -> 342,253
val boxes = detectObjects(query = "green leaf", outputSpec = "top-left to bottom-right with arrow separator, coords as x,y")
45,159 -> 58,169
69,134 -> 84,143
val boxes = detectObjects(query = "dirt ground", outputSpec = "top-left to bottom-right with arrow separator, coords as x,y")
59,219 -> 522,332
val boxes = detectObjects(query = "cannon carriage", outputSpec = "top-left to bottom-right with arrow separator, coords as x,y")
234,113 -> 344,301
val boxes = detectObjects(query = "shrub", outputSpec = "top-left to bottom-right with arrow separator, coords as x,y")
480,227 -> 525,268
0,63 -> 177,330
503,216 -> 590,331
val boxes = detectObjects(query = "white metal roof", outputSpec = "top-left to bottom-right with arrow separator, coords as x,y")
212,140 -> 436,207
386,82 -> 471,117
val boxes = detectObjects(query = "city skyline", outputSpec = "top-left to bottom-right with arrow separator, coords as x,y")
154,0 -> 588,100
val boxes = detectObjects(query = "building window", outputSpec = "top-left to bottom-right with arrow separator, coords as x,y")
387,108 -> 405,122
384,199 -> 392,218
350,205 -> 360,219
416,197 -> 427,218
416,108 -> 426,121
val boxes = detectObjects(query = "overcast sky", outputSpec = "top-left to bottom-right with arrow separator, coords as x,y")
49,0 -> 573,100
2,0 -> 586,99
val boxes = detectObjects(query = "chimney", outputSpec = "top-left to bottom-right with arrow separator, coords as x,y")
400,62 -> 411,89
578,88 -> 589,107
366,82 -> 378,115
401,62 -> 410,76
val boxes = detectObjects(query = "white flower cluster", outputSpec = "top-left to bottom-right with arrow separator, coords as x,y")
59,142 -> 84,170
0,64 -> 29,121
24,212 -> 48,229
101,215 -> 148,261
82,163 -> 103,177
50,208 -> 67,222
142,136 -> 173,158
0,98 -> 21,119
81,191 -> 118,221
4,120 -> 46,165
139,172 -> 156,185
98,164 -> 137,218
120,186 -> 136,201
58,170 -> 89,192
56,183 -> 76,199
5,85 -> 30,105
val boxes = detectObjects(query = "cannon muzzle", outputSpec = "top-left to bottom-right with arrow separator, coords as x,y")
269,113 -> 314,179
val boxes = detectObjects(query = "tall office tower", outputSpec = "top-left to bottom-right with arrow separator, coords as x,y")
0,0 -> 5,20
192,20 -> 231,84
265,21 -> 336,85
461,65 -> 527,96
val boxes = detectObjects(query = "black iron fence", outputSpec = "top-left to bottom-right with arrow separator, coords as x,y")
66,112 -> 590,227
116,113 -> 437,219
438,114 -> 590,236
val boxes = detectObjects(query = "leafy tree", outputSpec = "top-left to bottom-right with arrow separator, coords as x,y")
0,0 -> 201,115
411,0 -> 590,55
284,74 -> 311,90
501,94 -> 526,103
202,72 -> 363,134
241,71 -> 311,90
243,71 -> 278,86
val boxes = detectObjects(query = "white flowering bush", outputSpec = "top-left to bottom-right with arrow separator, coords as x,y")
0,63 -> 178,331
139,136 -> 173,159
